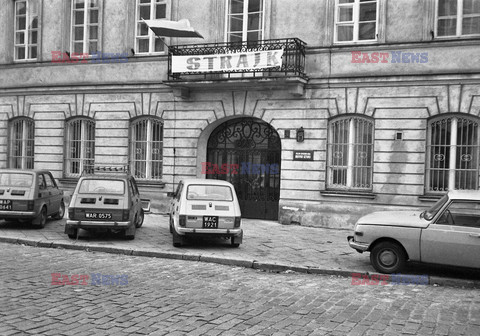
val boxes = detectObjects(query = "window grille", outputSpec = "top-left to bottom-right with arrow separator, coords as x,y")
9,118 -> 35,169
328,116 -> 373,190
427,115 -> 479,192
436,0 -> 480,37
335,0 -> 377,43
65,118 -> 95,177
135,0 -> 168,54
71,0 -> 99,54
130,117 -> 163,180
14,0 -> 39,61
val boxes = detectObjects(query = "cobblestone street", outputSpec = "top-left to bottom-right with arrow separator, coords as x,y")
1,243 -> 479,336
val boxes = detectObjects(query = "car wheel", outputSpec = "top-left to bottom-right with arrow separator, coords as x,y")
370,241 -> 406,274
33,207 -> 47,229
53,201 -> 65,220
67,228 -> 78,240
135,208 -> 144,228
169,217 -> 173,233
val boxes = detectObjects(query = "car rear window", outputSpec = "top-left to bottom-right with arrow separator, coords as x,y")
0,173 -> 33,187
78,179 -> 125,195
186,185 -> 233,201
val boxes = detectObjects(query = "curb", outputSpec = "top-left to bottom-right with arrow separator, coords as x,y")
1,236 -> 479,289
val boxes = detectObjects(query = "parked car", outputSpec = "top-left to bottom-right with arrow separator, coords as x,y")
0,169 -> 65,228
168,179 -> 243,247
65,167 -> 145,240
348,190 -> 480,273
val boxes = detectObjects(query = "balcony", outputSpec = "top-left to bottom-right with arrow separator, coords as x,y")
165,38 -> 307,97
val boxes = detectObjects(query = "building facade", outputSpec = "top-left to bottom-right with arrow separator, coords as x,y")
0,0 -> 479,228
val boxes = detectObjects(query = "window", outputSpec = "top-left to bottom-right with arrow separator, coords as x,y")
9,117 -> 35,169
14,0 -> 39,61
130,117 -> 163,180
327,116 -> 374,190
426,115 -> 479,192
71,0 -> 100,54
65,118 -> 95,177
436,0 -> 480,37
226,0 -> 264,43
44,173 -> 56,188
335,0 -> 377,43
135,0 -> 168,54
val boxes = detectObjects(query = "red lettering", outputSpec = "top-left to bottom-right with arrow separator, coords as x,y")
230,164 -> 239,175
220,164 -> 228,175
379,52 -> 389,63
211,164 -> 221,175
361,53 -> 371,63
351,273 -> 362,285
51,51 -> 64,63
370,52 -> 379,63
370,274 -> 379,285
79,274 -> 89,285
70,274 -> 79,285
51,273 -> 62,285
201,162 -> 211,174
61,274 -> 72,285
361,274 -> 371,285
351,51 -> 362,63
379,274 -> 390,285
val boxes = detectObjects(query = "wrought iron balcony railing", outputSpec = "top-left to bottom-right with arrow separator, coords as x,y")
167,38 -> 307,81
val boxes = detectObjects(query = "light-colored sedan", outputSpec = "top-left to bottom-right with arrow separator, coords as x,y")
348,190 -> 480,273
168,179 -> 243,247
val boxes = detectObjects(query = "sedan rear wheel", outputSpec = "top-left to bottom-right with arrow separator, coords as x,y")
53,201 -> 65,220
135,208 -> 144,228
370,241 -> 406,274
33,207 -> 47,229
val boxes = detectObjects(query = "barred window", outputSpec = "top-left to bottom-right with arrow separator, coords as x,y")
436,0 -> 480,37
130,117 -> 163,180
226,0 -> 264,43
14,0 -> 39,61
426,115 -> 479,192
327,116 -> 374,190
9,117 -> 35,169
335,0 -> 377,43
65,118 -> 95,177
71,0 -> 100,54
135,0 -> 168,54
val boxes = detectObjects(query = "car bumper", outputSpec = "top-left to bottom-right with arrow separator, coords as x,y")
348,236 -> 369,252
178,227 -> 243,236
0,211 -> 36,218
66,220 -> 131,228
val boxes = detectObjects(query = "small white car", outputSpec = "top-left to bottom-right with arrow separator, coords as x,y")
348,190 -> 480,273
168,179 -> 243,247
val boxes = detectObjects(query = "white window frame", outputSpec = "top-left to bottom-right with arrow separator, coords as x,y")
435,0 -> 480,37
14,0 -> 39,61
65,118 -> 95,178
334,0 -> 378,43
70,0 -> 100,55
130,117 -> 163,180
9,117 -> 35,169
225,0 -> 265,42
134,0 -> 169,55
327,116 -> 374,191
426,114 -> 480,193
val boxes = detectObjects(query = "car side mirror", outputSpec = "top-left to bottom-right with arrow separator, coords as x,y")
167,192 -> 176,198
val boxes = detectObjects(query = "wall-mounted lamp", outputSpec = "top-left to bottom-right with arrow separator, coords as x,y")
296,127 -> 304,142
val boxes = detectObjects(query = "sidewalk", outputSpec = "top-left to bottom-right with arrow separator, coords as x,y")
1,214 -> 479,288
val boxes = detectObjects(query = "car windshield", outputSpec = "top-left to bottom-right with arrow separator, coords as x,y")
0,173 -> 33,187
422,195 -> 449,220
186,185 -> 233,201
78,179 -> 125,195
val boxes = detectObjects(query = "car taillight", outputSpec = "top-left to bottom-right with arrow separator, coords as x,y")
179,215 -> 186,227
122,210 -> 130,221
68,208 -> 75,219
27,201 -> 34,211
234,216 -> 241,228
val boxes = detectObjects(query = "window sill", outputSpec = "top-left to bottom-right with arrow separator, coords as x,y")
418,194 -> 443,202
136,180 -> 166,188
320,190 -> 376,199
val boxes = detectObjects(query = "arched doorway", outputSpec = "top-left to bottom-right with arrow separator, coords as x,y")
206,117 -> 281,220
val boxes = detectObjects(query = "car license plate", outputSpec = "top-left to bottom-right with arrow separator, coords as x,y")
0,200 -> 12,210
85,212 -> 112,220
203,216 -> 218,228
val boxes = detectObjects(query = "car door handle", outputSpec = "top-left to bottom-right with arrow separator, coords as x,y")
469,233 -> 480,238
